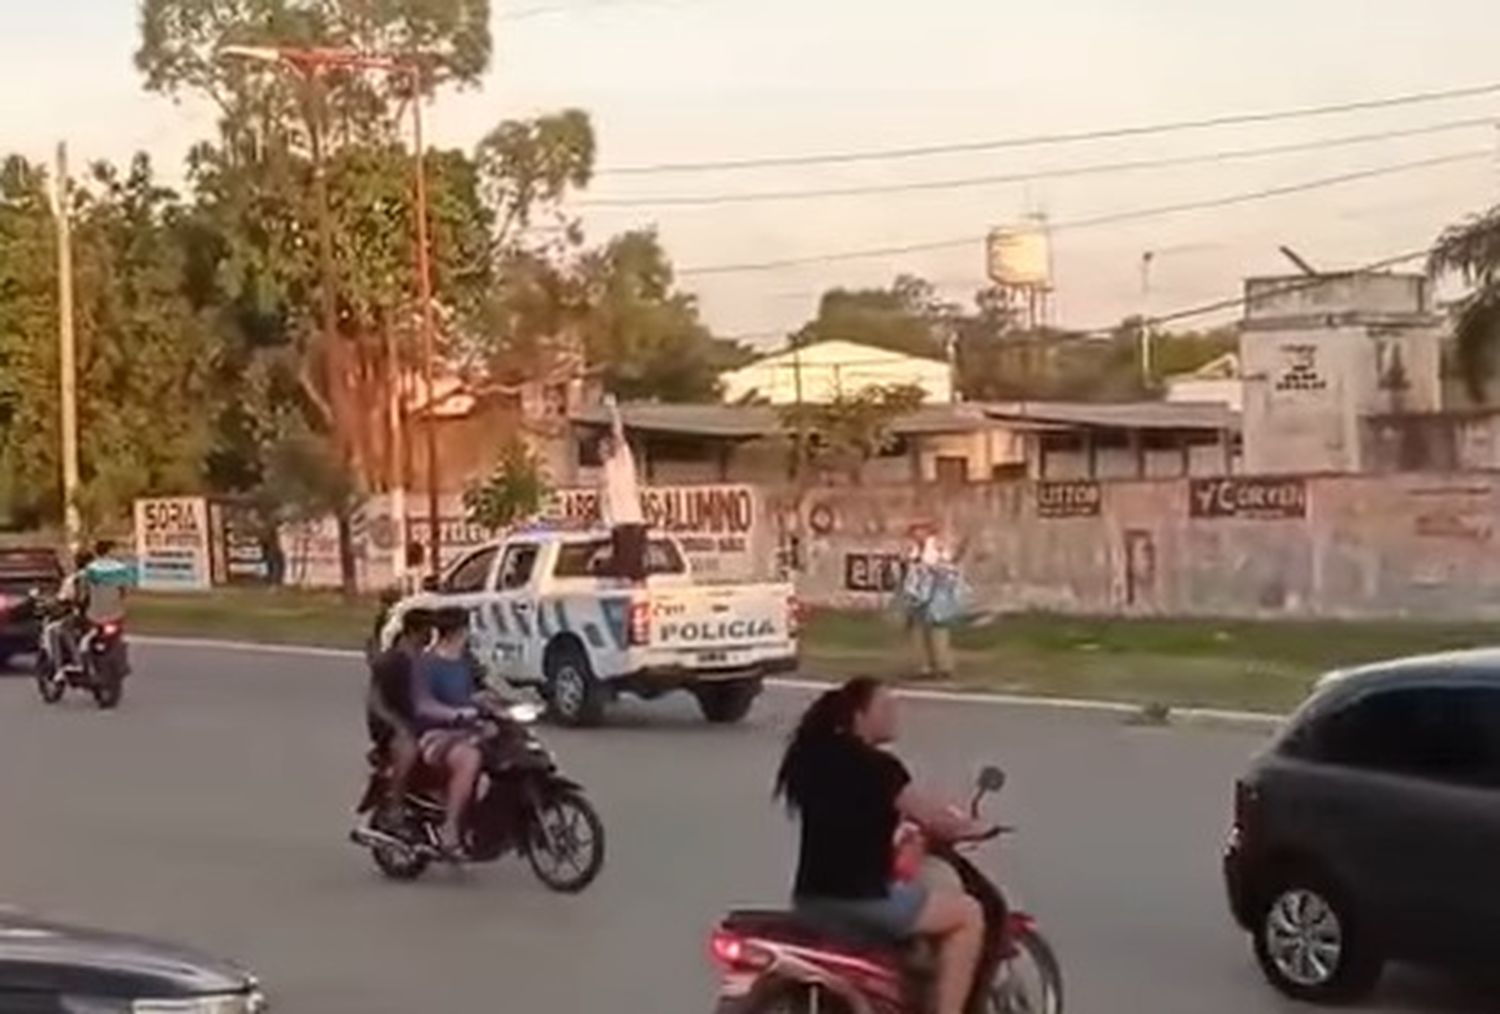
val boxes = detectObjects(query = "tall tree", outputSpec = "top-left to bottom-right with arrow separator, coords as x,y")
0,158 -> 60,526
791,274 -> 955,360
0,155 -> 210,528
1430,208 -> 1500,399
575,230 -> 750,402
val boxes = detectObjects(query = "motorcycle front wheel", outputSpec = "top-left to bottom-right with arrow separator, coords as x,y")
34,652 -> 64,705
992,928 -> 1063,1014
525,789 -> 605,893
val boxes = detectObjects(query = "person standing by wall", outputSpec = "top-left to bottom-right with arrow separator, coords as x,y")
898,525 -> 963,681
597,395 -> 647,581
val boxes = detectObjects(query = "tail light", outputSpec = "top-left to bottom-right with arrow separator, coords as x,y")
786,595 -> 803,638
99,621 -> 122,639
709,928 -> 772,972
628,600 -> 651,647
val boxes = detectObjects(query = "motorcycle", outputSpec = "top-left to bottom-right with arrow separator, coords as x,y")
350,699 -> 606,892
35,597 -> 130,710
708,766 -> 1062,1014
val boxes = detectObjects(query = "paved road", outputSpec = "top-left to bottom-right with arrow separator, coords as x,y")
0,643 -> 1490,1013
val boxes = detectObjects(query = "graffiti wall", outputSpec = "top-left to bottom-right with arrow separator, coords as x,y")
792,474 -> 1500,619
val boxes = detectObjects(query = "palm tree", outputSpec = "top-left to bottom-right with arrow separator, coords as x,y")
1429,208 -> 1500,400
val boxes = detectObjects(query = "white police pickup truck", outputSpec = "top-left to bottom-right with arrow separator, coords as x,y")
382,528 -> 799,726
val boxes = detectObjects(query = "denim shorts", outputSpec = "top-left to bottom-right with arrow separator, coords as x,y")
795,880 -> 930,941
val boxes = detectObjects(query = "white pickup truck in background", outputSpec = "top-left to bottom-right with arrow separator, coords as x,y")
381,528 -> 799,726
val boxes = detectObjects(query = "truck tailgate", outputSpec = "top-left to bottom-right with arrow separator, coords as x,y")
649,584 -> 792,653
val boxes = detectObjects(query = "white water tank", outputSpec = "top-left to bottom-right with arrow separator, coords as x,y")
986,225 -> 1052,289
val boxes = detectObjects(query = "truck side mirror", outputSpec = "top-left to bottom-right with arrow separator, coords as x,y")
421,574 -> 441,593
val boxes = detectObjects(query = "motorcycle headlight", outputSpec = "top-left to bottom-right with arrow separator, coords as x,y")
505,702 -> 542,725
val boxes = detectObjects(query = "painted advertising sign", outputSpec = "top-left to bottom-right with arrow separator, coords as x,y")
1189,477 -> 1307,520
133,497 -> 212,590
550,484 -> 764,578
844,552 -> 907,594
1036,480 -> 1102,519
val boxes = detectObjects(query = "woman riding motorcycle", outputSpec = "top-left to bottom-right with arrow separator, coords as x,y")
775,677 -> 990,1014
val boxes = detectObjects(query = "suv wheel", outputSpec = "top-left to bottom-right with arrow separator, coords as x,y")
1253,872 -> 1381,1004
545,645 -> 606,727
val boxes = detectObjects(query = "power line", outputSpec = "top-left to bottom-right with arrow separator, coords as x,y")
583,116 -> 1498,208
1141,247 -> 1435,331
502,0 -> 701,22
602,81 -> 1500,176
677,148 -> 1489,277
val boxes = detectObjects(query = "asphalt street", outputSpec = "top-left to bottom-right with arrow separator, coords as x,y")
0,643 -> 1493,1014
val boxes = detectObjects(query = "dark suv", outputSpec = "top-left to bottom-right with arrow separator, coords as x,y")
1225,651 -> 1500,1003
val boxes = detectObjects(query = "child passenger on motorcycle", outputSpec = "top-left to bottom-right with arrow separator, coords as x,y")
411,607 -> 488,858
776,677 -> 989,1014
366,608 -> 434,834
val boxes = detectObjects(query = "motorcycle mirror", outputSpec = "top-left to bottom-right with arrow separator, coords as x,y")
977,766 -> 1007,793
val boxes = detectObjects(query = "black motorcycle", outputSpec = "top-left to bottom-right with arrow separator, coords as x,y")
350,699 -> 606,892
35,598 -> 129,710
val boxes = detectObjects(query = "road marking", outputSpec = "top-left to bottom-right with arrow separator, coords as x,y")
134,635 -> 1284,730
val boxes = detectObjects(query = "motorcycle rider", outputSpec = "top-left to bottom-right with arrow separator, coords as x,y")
411,607 -> 486,858
366,607 -> 434,835
775,677 -> 988,1014
48,547 -> 95,672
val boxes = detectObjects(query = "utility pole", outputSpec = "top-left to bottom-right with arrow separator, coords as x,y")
1139,251 -> 1155,384
411,85 -> 442,576
54,143 -> 81,554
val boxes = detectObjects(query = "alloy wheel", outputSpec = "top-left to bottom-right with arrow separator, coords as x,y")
1264,888 -> 1343,988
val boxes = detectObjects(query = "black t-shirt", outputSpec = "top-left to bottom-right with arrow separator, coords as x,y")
792,736 -> 911,900
366,647 -> 414,742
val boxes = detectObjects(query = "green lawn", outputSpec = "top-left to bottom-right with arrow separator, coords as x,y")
128,588 -> 1500,716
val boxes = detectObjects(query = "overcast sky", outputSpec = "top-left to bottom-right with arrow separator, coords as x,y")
6,0 -> 1500,345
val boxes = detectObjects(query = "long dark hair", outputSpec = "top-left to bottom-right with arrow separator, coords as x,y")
774,676 -> 883,812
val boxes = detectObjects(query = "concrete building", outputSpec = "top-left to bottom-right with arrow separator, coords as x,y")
1240,272 -> 1443,475
719,340 -> 953,405
565,399 -> 1238,487
1164,352 -> 1242,412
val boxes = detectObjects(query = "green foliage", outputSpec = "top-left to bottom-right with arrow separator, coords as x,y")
0,155 -> 210,528
778,383 -> 927,483
463,438 -> 550,532
0,158 -> 59,526
575,230 -> 750,402
791,273 -> 954,360
1430,207 -> 1500,401
261,425 -> 362,523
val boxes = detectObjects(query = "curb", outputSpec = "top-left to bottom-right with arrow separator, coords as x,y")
133,635 -> 1286,732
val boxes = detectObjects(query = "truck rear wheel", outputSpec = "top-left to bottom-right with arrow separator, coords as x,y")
695,678 -> 761,724
545,644 -> 607,727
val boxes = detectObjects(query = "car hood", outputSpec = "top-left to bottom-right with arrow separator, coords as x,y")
0,908 -> 255,997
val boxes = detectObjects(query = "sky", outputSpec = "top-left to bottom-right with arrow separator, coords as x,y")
5,0 -> 1500,346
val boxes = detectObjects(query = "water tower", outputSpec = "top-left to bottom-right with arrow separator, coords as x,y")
985,216 -> 1054,330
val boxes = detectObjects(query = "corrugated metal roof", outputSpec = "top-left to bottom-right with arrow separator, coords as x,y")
570,402 -> 996,437
570,399 -> 1238,437
981,400 -> 1240,432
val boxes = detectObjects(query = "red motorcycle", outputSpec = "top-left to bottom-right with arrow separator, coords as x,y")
708,767 -> 1062,1014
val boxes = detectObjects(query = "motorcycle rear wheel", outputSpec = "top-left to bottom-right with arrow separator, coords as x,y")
992,928 -> 1063,1014
92,665 -> 124,710
525,789 -> 605,893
